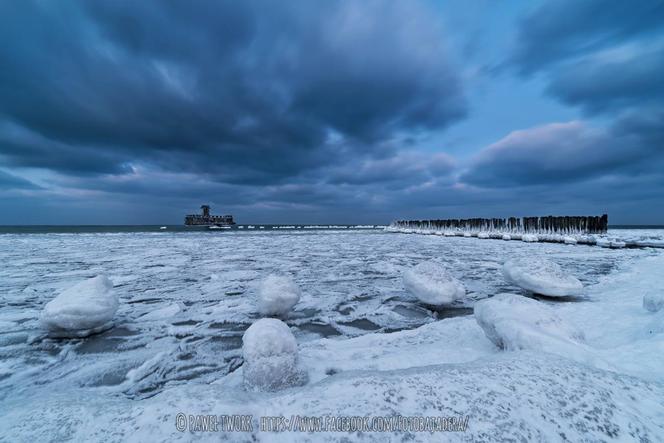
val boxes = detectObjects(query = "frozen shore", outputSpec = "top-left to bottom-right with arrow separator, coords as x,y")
1,230 -> 663,441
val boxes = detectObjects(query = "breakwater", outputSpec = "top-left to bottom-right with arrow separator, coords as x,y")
386,214 -> 664,249
390,215 -> 608,235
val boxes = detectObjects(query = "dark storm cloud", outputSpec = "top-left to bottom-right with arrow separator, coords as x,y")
327,151 -> 456,186
512,0 -> 664,74
461,110 -> 664,187
511,0 -> 664,116
0,0 -> 466,184
545,46 -> 664,114
0,170 -> 39,190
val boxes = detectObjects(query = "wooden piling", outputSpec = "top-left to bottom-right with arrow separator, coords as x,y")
390,214 -> 608,234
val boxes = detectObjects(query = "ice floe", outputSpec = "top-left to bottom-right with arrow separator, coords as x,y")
563,236 -> 577,244
242,318 -> 306,391
257,274 -> 301,317
139,303 -> 181,321
474,293 -> 585,352
40,275 -> 118,338
502,257 -> 583,297
402,261 -> 466,306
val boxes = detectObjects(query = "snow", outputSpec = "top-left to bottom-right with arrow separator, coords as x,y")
563,236 -> 577,244
402,261 -> 466,306
643,293 -> 664,313
242,318 -> 306,391
474,293 -> 585,353
257,274 -> 301,316
502,257 -> 583,297
40,275 -> 118,337
597,238 -> 612,247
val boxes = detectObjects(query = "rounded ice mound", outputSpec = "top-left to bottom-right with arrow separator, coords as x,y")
477,232 -> 490,239
643,293 -> 664,313
563,236 -> 577,245
402,261 -> 466,306
474,293 -> 585,351
257,274 -> 301,316
522,234 -> 538,242
242,318 -> 306,391
502,258 -> 582,297
40,275 -> 118,338
502,234 -> 511,241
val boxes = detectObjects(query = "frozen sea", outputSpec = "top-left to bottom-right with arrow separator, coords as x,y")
1,227 -> 663,441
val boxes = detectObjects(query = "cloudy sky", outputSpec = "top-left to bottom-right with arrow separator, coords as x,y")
1,0 -> 663,225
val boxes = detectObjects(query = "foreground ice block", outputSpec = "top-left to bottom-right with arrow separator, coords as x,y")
502,257 -> 583,297
242,318 -> 306,392
474,293 -> 585,351
40,275 -> 118,338
521,234 -> 538,242
402,261 -> 466,306
257,274 -> 301,316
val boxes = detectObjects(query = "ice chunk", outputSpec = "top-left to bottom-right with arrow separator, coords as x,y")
139,303 -> 181,321
596,238 -> 611,248
40,275 -> 118,338
242,318 -> 306,391
643,293 -> 664,313
563,236 -> 577,245
402,261 -> 466,306
502,257 -> 583,297
477,232 -> 489,239
522,234 -> 538,242
474,293 -> 585,351
257,274 -> 301,316
502,234 -> 511,240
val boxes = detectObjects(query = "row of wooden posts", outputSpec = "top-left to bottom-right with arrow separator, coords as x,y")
391,215 -> 608,234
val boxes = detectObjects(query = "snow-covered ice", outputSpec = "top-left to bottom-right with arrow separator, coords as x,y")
402,261 -> 466,306
502,257 -> 583,297
1,228 -> 664,441
563,236 -> 577,244
257,274 -> 301,316
242,318 -> 306,391
474,293 -> 585,352
521,234 -> 538,242
40,275 -> 118,338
